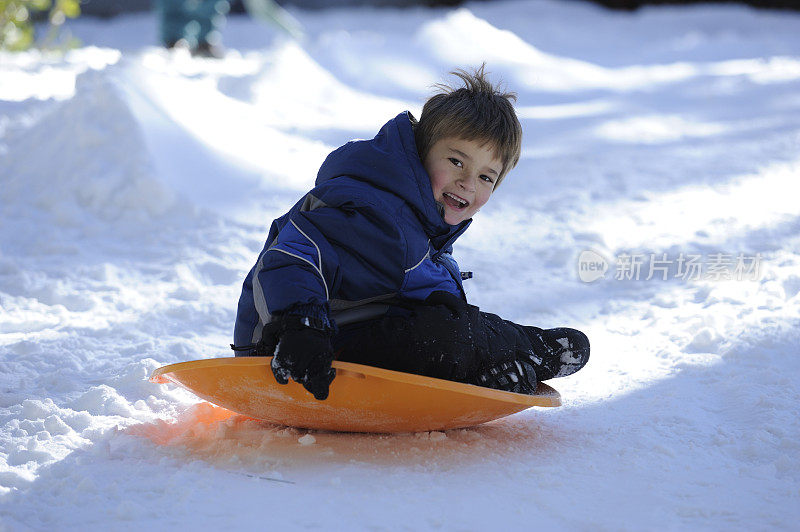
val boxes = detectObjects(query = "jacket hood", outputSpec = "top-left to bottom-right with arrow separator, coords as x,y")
315,111 -> 470,244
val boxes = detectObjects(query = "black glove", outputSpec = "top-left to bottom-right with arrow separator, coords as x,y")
424,290 -> 468,319
270,316 -> 336,401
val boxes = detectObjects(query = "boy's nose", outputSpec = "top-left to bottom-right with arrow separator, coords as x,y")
458,175 -> 476,192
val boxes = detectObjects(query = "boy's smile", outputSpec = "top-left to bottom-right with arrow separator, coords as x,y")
423,137 -> 503,225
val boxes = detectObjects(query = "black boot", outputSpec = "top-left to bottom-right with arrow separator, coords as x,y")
520,327 -> 590,381
475,358 -> 538,394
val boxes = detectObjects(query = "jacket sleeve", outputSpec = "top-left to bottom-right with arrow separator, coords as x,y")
251,205 -> 345,329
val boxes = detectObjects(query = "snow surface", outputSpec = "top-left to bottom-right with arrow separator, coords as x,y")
2,0 -> 800,529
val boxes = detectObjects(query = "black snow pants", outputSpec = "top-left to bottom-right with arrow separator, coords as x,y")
332,295 -> 588,390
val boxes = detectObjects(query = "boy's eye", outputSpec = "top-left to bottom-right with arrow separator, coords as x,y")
448,158 -> 463,168
480,175 -> 494,184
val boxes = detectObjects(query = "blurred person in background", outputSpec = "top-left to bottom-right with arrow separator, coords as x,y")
155,0 -> 230,57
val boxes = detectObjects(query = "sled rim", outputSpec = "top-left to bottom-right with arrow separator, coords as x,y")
150,357 -> 561,407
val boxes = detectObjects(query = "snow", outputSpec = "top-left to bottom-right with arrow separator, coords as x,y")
1,0 -> 800,528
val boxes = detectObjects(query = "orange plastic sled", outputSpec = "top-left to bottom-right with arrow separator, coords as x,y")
150,357 -> 561,433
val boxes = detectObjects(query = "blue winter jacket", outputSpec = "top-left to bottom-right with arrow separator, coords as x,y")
233,111 -> 472,347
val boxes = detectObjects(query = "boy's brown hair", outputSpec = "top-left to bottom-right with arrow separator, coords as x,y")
414,64 -> 522,188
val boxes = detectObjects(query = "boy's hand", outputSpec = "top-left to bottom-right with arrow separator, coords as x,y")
425,290 -> 467,319
270,317 -> 336,401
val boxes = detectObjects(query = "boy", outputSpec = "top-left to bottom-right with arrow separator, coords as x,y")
233,66 -> 589,400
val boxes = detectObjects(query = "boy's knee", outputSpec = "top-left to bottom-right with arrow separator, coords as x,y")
407,301 -> 483,380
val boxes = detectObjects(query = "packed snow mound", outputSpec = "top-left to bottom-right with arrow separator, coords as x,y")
218,41 -> 413,132
0,67 -> 175,226
416,8 -> 610,90
417,8 -> 800,92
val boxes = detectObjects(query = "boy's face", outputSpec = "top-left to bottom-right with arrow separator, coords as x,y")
423,137 -> 502,225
